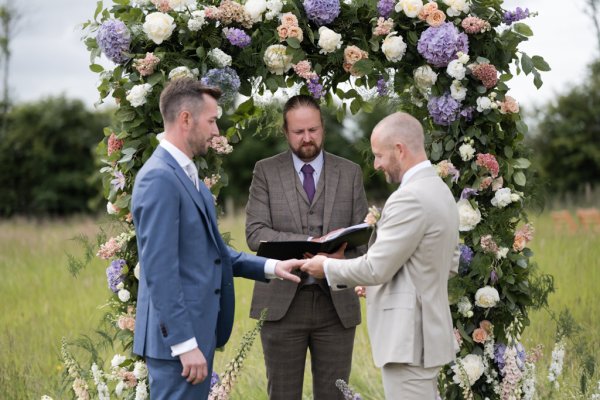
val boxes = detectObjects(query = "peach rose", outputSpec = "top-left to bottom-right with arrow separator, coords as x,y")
117,316 -> 136,332
287,26 -> 304,42
499,95 -> 519,114
343,45 -> 368,76
479,320 -> 493,334
426,10 -> 446,27
418,1 -> 438,20
281,12 -> 298,27
480,176 -> 493,190
277,25 -> 289,41
472,327 -> 488,343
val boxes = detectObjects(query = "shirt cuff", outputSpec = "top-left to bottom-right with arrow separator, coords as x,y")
171,337 -> 198,357
323,258 -> 332,286
264,258 -> 280,280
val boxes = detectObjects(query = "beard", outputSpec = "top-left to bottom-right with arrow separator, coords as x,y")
293,142 -> 321,161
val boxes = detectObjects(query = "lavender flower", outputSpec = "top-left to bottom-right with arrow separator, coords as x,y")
458,244 -> 473,275
460,105 -> 475,121
106,259 -> 126,293
427,92 -> 461,126
494,343 -> 507,371
210,372 -> 220,388
201,67 -> 241,105
503,7 -> 530,25
376,77 -> 388,97
417,22 -> 469,68
490,269 -> 499,284
97,19 -> 131,64
223,27 -> 251,48
335,379 -> 363,400
307,77 -> 324,99
111,170 -> 126,191
303,0 -> 340,26
460,188 -> 478,200
377,0 -> 394,18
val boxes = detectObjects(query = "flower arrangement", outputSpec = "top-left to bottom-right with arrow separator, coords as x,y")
72,0 -> 553,398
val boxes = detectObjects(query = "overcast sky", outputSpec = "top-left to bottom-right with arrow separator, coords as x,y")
9,0 -> 599,112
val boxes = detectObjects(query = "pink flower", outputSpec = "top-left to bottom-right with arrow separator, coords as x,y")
471,63 -> 498,89
472,327 -> 488,343
426,10 -> 446,27
373,17 -> 394,36
476,153 -> 500,178
293,60 -> 317,80
209,136 -> 233,154
461,16 -> 491,34
492,176 -> 503,191
435,160 -> 460,182
480,234 -> 499,254
479,320 -> 493,334
133,52 -> 161,77
480,176 -> 493,190
117,315 -> 136,331
108,132 -> 124,156
151,0 -> 171,12
203,174 -> 221,189
499,95 -> 519,114
418,2 -> 438,20
454,328 -> 463,347
513,223 -> 534,251
97,237 -> 122,260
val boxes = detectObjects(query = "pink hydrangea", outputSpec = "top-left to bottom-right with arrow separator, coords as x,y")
476,153 -> 500,178
97,237 -> 122,260
108,132 -> 124,156
293,60 -> 317,80
480,234 -> 499,254
133,52 -> 161,77
499,95 -> 519,114
471,63 -> 498,89
461,16 -> 491,34
209,136 -> 233,154
151,0 -> 172,12
373,17 -> 394,36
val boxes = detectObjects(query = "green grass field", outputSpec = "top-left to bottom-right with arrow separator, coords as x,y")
0,212 -> 598,399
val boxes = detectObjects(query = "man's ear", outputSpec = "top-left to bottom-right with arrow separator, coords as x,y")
178,110 -> 192,128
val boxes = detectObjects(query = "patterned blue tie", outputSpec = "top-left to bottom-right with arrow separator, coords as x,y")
301,164 -> 315,203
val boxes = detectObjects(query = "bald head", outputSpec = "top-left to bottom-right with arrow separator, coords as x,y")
372,112 -> 426,156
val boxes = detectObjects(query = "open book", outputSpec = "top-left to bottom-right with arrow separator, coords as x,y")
256,223 -> 373,260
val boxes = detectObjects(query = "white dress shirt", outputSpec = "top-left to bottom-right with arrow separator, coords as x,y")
159,139 -> 278,356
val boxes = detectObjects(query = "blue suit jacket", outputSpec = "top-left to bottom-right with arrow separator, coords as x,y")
132,146 -> 269,360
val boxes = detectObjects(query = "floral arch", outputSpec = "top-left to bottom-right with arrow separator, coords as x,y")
64,0 -> 552,398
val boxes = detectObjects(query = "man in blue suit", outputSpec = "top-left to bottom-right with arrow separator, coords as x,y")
132,79 -> 304,399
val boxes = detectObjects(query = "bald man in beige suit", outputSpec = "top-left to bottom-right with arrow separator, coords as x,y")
302,112 -> 459,399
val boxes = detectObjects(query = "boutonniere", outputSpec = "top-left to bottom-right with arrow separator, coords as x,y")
364,205 -> 381,226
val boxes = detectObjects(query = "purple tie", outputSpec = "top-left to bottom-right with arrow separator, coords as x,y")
301,164 -> 315,203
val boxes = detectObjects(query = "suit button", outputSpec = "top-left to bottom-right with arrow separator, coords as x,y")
214,288 -> 221,294
215,258 -> 221,265
309,211 -> 314,215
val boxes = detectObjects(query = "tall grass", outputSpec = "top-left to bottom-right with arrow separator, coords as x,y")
0,212 -> 597,399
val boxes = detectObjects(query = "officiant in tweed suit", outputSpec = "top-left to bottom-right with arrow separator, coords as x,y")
245,95 -> 369,400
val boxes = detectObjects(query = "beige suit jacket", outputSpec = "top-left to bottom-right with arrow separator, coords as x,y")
326,166 -> 459,368
246,150 -> 368,327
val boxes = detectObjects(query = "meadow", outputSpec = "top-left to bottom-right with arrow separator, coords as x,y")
0,212 -> 598,399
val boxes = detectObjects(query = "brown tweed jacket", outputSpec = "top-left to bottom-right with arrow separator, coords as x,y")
245,150 -> 368,328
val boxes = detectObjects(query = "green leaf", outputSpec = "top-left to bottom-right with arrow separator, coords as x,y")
115,107 -> 136,122
89,64 -> 104,73
350,98 -> 363,115
515,120 -> 528,135
513,158 -> 531,169
513,23 -> 533,37
520,53 -> 533,75
351,60 -> 374,76
504,146 -> 513,158
533,69 -> 543,89
196,46 -> 206,59
266,78 -> 279,92
513,171 -> 526,186
286,37 -> 301,49
532,55 -> 551,71
94,1 -> 104,20
147,72 -> 164,86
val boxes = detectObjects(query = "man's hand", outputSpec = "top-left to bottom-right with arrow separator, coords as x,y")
274,259 -> 305,283
180,347 -> 208,385
300,255 -> 327,279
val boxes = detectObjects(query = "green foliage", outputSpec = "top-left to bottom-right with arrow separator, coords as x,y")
0,97 -> 111,216
528,60 -> 600,194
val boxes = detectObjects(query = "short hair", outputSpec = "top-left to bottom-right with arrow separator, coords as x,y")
282,94 -> 323,132
374,112 -> 425,154
159,78 -> 222,124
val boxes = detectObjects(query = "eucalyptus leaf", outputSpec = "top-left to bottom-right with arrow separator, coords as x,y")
513,171 -> 526,186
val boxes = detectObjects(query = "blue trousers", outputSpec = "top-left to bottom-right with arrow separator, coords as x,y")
146,354 -> 215,400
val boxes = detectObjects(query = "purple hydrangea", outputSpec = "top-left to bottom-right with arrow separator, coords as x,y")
376,77 -> 388,97
458,244 -> 473,275
503,7 -> 530,25
307,77 -> 324,99
224,28 -> 251,48
427,93 -> 461,126
200,67 -> 241,105
303,0 -> 340,26
210,372 -> 220,388
460,105 -> 475,121
97,19 -> 131,64
106,259 -> 126,293
377,0 -> 394,18
417,22 -> 469,68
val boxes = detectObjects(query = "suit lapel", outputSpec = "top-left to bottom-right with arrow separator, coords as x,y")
279,152 -> 303,233
321,152 -> 339,233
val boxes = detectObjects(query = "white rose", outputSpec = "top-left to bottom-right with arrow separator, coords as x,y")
208,48 -> 232,67
134,262 -> 141,280
126,83 -> 152,107
396,0 -> 424,18
135,380 -> 148,400
444,0 -> 470,17
459,143 -> 475,161
447,59 -> 466,80
491,187 -> 513,208
457,51 -> 469,64
111,354 -> 126,368
245,0 -> 267,22
133,361 -> 148,379
187,10 -> 206,31
457,198 -> 481,231
450,80 -> 467,101
476,96 -> 492,112
116,282 -> 125,290
168,66 -> 199,80
106,201 -> 118,215
496,247 -> 509,259
169,0 -> 196,11
475,286 -> 500,308
452,354 -> 484,386
118,289 -> 131,302
510,192 -> 521,202
457,296 -> 473,317
265,0 -> 283,20
143,12 -> 176,45
413,65 -> 438,90
381,34 -> 407,62
318,26 -> 343,54
263,44 -> 293,75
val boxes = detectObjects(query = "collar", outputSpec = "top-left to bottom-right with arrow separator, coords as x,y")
291,150 -> 324,175
400,160 -> 432,188
160,138 -> 195,172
